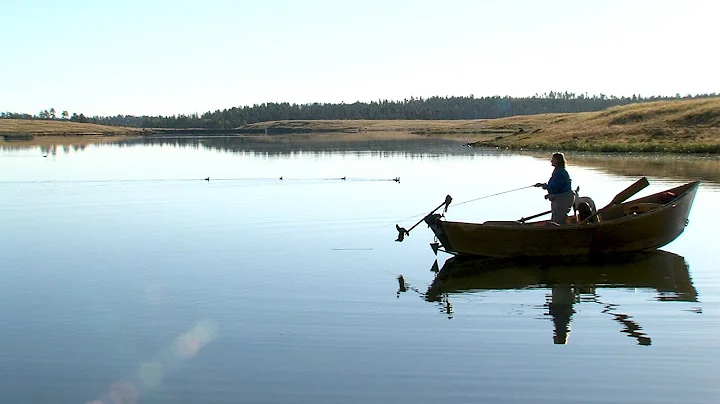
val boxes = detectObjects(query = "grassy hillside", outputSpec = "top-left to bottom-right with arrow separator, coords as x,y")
2,97 -> 719,153
0,119 -> 141,136
466,98 -> 720,153
239,118 -> 504,137
241,98 -> 720,152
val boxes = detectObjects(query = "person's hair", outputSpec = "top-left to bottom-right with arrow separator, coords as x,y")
552,152 -> 566,168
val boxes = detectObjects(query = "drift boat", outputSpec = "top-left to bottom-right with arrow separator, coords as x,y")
406,178 -> 700,258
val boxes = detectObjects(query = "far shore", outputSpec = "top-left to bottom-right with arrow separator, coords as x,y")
2,98 -> 719,153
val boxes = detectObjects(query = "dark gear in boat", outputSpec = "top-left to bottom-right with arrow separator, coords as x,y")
574,196 -> 598,223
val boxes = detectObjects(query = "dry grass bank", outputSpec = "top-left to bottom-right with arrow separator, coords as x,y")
466,98 -> 720,153
0,120 -> 142,150
3,97 -> 719,152
243,98 -> 720,152
242,119 -> 497,136
0,119 -> 141,136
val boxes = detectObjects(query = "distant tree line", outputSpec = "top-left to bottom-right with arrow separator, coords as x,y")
2,108 -> 88,123
2,92 -> 718,129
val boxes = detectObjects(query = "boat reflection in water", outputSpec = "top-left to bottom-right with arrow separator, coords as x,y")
423,250 -> 698,345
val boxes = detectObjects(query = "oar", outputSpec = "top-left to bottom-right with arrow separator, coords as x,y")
396,195 -> 453,242
579,177 -> 650,224
518,210 -> 552,223
605,177 -> 650,207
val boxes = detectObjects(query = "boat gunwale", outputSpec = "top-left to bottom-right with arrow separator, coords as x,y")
442,180 -> 700,231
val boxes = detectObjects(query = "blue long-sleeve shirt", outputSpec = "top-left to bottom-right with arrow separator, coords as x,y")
542,168 -> 571,194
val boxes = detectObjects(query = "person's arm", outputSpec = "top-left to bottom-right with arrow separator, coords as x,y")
536,173 -> 553,190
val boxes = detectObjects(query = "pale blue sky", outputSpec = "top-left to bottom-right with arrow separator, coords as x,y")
1,0 -> 717,116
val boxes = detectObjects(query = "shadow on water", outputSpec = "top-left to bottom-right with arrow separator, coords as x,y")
419,250 -> 698,345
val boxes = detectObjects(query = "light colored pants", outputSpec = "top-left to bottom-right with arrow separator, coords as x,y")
549,191 -> 575,224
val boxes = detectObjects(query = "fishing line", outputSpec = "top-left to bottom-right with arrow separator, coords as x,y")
394,184 -> 535,223
390,184 -> 537,238
450,184 -> 536,208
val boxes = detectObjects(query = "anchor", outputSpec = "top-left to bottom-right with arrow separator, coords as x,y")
395,195 -> 452,242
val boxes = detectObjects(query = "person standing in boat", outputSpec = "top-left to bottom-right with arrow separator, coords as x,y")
535,152 -> 574,224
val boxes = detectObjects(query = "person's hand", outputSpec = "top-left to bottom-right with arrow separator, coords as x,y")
534,183 -> 543,188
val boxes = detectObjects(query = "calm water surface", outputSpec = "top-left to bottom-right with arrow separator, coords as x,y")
1,137 -> 719,403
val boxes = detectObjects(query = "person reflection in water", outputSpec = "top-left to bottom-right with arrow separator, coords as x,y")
548,286 -> 577,345
534,152 -> 574,224
547,286 -> 653,346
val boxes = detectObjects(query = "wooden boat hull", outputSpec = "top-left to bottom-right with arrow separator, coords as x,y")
426,181 -> 699,258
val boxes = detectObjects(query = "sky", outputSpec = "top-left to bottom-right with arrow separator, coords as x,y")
1,0 -> 718,117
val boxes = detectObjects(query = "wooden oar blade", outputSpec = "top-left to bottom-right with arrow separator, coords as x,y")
608,177 -> 649,206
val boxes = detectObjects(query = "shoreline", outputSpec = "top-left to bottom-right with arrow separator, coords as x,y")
3,129 -> 718,154
2,98 -> 719,153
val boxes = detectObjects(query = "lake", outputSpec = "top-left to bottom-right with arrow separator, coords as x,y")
1,136 -> 719,404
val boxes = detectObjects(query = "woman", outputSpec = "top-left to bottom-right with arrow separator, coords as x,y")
535,152 -> 574,224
